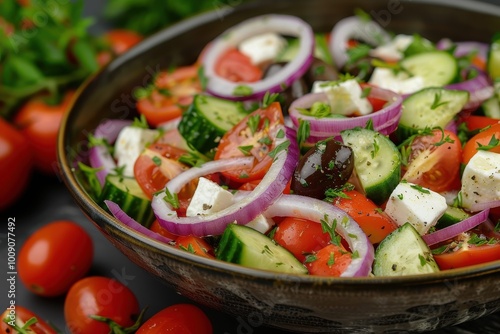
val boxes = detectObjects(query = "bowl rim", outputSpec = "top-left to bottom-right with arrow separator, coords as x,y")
58,0 -> 500,286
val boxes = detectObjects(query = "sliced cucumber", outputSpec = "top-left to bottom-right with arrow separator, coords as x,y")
276,34 -> 333,65
373,222 -> 440,276
178,94 -> 248,153
436,205 -> 470,229
487,33 -> 500,80
481,88 -> 500,119
216,224 -> 308,275
396,87 -> 469,140
341,127 -> 401,205
400,51 -> 458,87
100,175 -> 154,228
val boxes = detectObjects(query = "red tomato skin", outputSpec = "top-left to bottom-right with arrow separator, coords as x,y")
463,115 -> 500,132
304,244 -> 352,277
105,29 -> 142,55
1,306 -> 56,334
434,244 -> 500,270
14,91 -> 74,174
0,118 -> 32,210
18,220 -> 93,297
215,48 -> 262,82
175,235 -> 215,259
332,190 -> 397,244
462,123 -> 500,164
65,276 -> 140,334
136,304 -> 212,334
273,217 -> 331,262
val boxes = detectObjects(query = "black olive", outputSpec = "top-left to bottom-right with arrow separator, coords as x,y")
291,140 -> 354,199
303,57 -> 339,88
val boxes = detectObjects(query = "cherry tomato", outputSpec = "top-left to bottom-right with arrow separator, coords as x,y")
273,217 -> 331,262
97,29 -> 143,66
332,190 -> 397,244
136,304 -> 212,334
1,305 -> 56,334
14,91 -> 74,174
150,219 -> 179,240
136,66 -> 201,126
402,129 -> 462,193
462,115 -> 499,132
0,118 -> 32,210
214,102 -> 284,183
175,235 -> 215,259
18,220 -> 93,297
65,276 -> 140,334
432,229 -> 500,270
304,243 -> 352,277
215,48 -> 262,82
462,123 -> 500,164
134,142 -> 189,198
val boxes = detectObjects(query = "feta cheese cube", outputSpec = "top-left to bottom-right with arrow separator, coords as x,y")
369,67 -> 425,95
113,126 -> 159,177
461,150 -> 500,211
245,215 -> 275,234
311,79 -> 373,116
385,182 -> 447,235
186,177 -> 234,217
238,32 -> 287,65
369,34 -> 414,62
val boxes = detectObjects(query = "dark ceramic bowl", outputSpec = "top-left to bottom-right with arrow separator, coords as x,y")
58,0 -> 500,332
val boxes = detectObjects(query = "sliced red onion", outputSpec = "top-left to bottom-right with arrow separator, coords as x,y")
422,209 -> 490,246
288,86 -> 402,139
152,126 -> 299,236
468,200 -> 500,213
263,194 -> 374,277
436,39 -> 489,63
446,70 -> 494,115
329,16 -> 391,69
89,119 -> 132,186
202,14 -> 314,100
105,200 -> 173,244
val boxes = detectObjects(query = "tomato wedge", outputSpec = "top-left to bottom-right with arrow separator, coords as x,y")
214,102 -> 285,183
304,243 -> 352,277
136,65 -> 201,126
332,190 -> 397,244
402,129 -> 462,193
462,123 -> 500,164
1,305 -> 56,334
462,115 -> 500,132
175,235 -> 215,259
214,48 -> 262,82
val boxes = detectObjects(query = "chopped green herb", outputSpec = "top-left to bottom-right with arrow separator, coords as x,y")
197,65 -> 208,90
327,252 -> 335,267
152,156 -> 162,166
410,184 -> 431,194
304,254 -> 317,263
261,91 -> 280,108
238,145 -> 254,155
320,214 -> 341,246
132,114 -> 149,129
297,119 -> 311,148
258,136 -> 273,145
78,162 -> 103,199
178,152 -> 208,167
276,128 -> 285,139
397,193 -> 404,200
164,187 -> 179,209
370,139 -> 380,158
361,86 -> 371,98
233,85 -> 253,96
430,91 -> 450,110
477,134 -> 500,151
346,43 -> 372,65
247,115 -> 261,135
418,254 -> 427,266
268,140 -> 290,159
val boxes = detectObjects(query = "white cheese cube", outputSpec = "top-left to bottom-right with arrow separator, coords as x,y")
238,32 -> 287,65
245,215 -> 275,234
311,79 -> 373,116
384,182 -> 447,235
369,67 -> 425,95
369,34 -> 414,62
461,151 -> 500,212
113,126 -> 159,177
186,177 -> 234,217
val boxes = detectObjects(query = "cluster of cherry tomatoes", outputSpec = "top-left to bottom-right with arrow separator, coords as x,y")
1,219 -> 213,333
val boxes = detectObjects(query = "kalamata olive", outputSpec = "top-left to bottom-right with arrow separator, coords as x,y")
262,62 -> 308,113
291,140 -> 354,199
303,57 -> 339,88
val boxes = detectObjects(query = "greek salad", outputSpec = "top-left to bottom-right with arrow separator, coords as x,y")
79,12 -> 500,278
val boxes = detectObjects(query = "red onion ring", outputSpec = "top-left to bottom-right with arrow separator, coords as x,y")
422,209 -> 490,246
202,14 -> 314,100
152,126 -> 299,236
89,119 -> 132,186
262,194 -> 374,277
446,69 -> 495,115
105,200 -> 173,244
468,200 -> 500,213
329,16 -> 391,69
436,39 -> 489,63
288,86 -> 402,139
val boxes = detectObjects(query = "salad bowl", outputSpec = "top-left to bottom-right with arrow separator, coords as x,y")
58,0 -> 500,332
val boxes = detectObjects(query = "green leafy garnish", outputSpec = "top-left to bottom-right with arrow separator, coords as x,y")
132,114 -> 149,129
430,91 -> 450,110
163,187 -> 179,209
238,145 -> 253,155
476,135 -> 500,151
268,140 -> 290,160
233,85 -> 253,96
297,119 -> 310,148
247,115 -> 261,135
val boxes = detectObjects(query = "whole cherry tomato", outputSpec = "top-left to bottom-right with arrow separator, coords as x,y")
18,220 -> 93,297
0,118 -> 32,210
14,91 -> 74,174
136,304 -> 212,334
65,276 -> 141,334
1,305 -> 56,334
97,29 -> 143,66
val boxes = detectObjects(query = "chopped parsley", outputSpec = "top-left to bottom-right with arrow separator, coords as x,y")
233,85 -> 253,96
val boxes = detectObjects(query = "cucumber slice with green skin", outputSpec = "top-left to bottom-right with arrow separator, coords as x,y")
481,95 -> 500,119
100,175 -> 154,228
341,127 -> 401,205
373,222 -> 440,276
487,33 -> 500,80
436,205 -> 470,229
400,51 -> 458,87
216,224 -> 308,275
396,87 -> 469,141
178,94 -> 248,153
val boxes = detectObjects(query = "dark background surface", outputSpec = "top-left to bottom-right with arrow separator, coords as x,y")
2,0 -> 500,333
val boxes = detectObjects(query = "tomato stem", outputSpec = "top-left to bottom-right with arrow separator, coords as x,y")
89,307 -> 148,334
